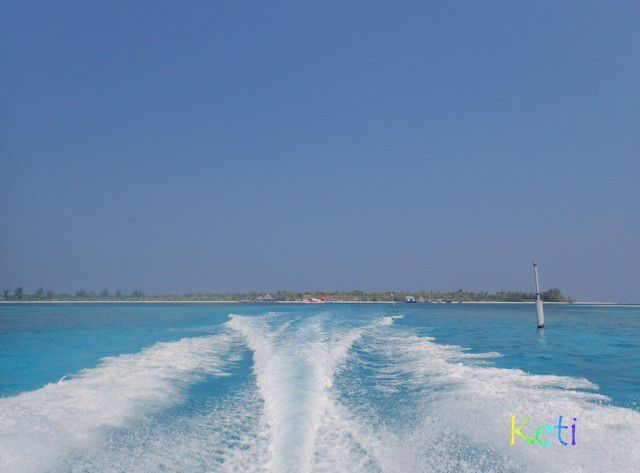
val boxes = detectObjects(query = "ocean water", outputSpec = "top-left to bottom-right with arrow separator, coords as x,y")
0,303 -> 638,472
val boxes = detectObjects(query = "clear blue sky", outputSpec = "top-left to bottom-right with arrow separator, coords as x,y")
1,1 -> 639,302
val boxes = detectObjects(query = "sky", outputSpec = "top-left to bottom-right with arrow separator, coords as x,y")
1,1 -> 639,302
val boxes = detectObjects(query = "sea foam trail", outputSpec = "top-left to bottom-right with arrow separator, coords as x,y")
226,313 -> 365,473
5,311 -> 638,472
328,325 -> 640,472
380,314 -> 404,326
0,332 -> 241,473
66,385 -> 269,473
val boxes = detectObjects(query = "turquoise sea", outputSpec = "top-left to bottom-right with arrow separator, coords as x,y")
0,303 -> 638,472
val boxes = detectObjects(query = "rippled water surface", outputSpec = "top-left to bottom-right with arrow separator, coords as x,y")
1,303 -> 638,472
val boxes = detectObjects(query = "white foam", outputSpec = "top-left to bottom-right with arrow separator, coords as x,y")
380,314 -> 405,326
329,326 -> 640,472
65,386 -> 269,473
226,313 -> 365,473
5,311 -> 639,472
0,332 -> 241,473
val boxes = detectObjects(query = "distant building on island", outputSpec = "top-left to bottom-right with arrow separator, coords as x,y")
256,293 -> 274,303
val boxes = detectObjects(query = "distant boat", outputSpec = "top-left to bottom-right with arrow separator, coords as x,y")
303,296 -> 326,304
405,296 -> 416,303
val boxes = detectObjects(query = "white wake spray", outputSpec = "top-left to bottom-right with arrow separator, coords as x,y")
0,332 -> 242,473
65,385 -> 270,473
322,324 -> 640,472
4,310 -> 639,473
226,313 -> 366,473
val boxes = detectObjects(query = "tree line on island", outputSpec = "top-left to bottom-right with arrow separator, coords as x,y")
2,287 -> 574,303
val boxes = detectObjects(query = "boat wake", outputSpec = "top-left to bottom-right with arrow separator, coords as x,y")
225,312 -> 366,472
1,310 -> 638,472
0,332 -> 243,473
330,322 -> 640,472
